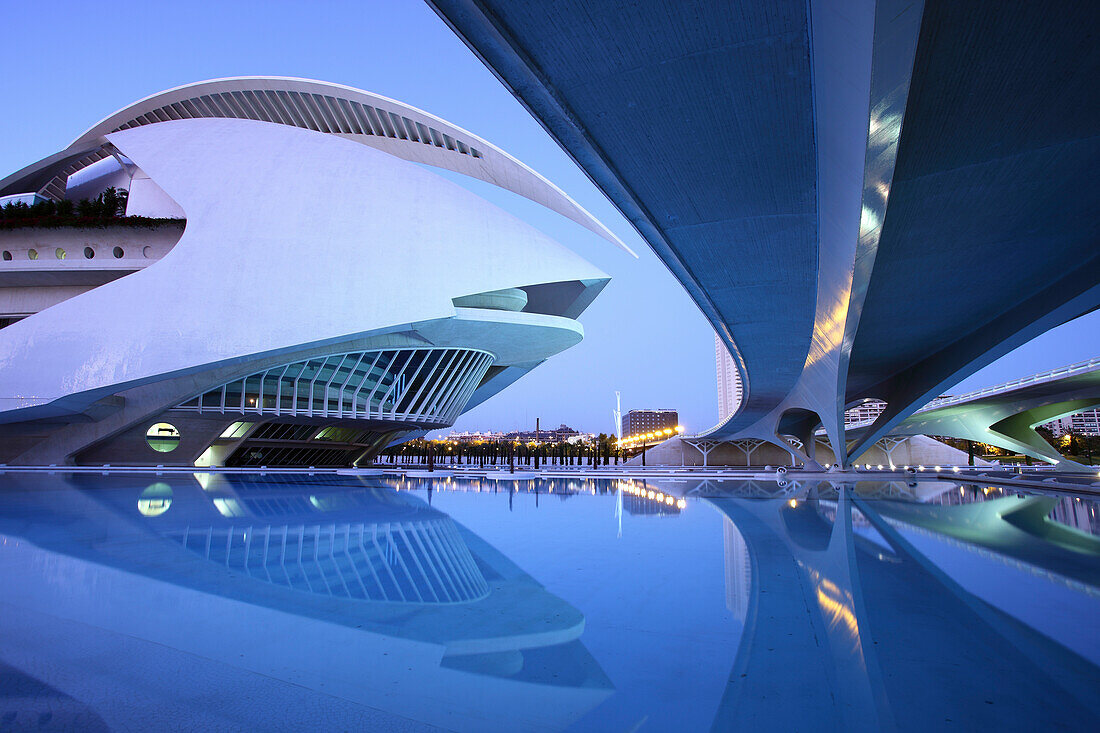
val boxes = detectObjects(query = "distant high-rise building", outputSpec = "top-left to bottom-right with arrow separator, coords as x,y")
621,409 -> 678,440
844,400 -> 887,428
716,333 -> 884,429
1043,408 -> 1100,437
715,333 -> 743,422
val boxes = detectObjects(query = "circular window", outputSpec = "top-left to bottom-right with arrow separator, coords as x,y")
55,248 -> 66,260
137,482 -> 173,516
142,245 -> 153,258
27,249 -> 38,260
145,422 -> 181,453
2,250 -> 11,261
84,246 -> 95,259
113,246 -> 124,259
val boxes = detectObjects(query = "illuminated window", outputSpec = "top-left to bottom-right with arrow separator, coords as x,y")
315,426 -> 359,442
194,446 -> 216,468
146,422 -> 181,452
27,249 -> 38,260
219,421 -> 253,439
55,248 -> 66,260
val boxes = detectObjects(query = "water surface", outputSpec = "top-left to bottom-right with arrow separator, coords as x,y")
0,472 -> 1097,731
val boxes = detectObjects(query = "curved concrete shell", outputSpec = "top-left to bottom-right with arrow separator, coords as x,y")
0,81 -> 612,466
0,76 -> 632,254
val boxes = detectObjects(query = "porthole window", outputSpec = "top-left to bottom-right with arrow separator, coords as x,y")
28,248 -> 38,260
2,251 -> 11,261
84,246 -> 95,259
113,246 -> 124,259
145,422 -> 181,453
55,248 -> 66,260
142,245 -> 153,258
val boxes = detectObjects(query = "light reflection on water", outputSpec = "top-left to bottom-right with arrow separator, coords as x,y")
0,472 -> 1097,731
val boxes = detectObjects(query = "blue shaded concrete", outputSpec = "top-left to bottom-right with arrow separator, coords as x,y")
428,0 -> 1100,466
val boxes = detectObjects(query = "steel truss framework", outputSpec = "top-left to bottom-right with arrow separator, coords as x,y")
178,347 -> 494,427
170,519 -> 490,603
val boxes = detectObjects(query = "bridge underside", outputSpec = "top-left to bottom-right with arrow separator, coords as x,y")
428,0 -> 1100,468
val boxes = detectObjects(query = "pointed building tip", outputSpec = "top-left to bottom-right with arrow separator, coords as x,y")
600,227 -> 638,258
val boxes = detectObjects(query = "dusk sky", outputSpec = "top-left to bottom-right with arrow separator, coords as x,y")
3,0 -> 1096,436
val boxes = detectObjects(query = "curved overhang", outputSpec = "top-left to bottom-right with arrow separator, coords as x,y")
0,304 -> 591,431
0,118 -> 608,419
0,76 -> 632,255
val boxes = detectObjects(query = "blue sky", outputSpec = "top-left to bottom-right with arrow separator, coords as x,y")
2,0 -> 1095,435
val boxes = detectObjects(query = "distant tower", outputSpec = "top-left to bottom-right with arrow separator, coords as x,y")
715,333 -> 743,422
612,391 -> 622,438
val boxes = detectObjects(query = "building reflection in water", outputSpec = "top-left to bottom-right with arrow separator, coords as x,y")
2,472 -> 1098,730
655,478 -> 1100,732
0,473 -> 612,731
722,518 -> 750,623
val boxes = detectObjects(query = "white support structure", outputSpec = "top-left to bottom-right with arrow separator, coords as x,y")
177,347 -> 495,427
684,439 -> 722,467
736,439 -> 768,466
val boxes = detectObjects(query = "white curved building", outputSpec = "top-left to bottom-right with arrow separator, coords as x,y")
0,78 -> 615,467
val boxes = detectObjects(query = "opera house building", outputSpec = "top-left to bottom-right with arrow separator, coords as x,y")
0,77 -> 619,467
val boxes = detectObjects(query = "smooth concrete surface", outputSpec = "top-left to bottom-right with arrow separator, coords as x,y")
1,77 -> 629,253
0,224 -> 184,316
0,118 -> 607,412
0,78 -> 618,466
427,0 -> 1100,466
865,361 -> 1100,470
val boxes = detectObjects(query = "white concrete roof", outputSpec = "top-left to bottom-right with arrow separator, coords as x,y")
4,77 -> 632,255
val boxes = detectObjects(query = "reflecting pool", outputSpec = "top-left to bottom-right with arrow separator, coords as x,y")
0,472 -> 1098,731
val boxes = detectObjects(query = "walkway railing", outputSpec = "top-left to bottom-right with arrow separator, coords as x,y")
918,357 -> 1100,411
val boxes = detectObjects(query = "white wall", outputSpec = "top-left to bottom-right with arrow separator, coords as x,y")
0,118 -> 607,415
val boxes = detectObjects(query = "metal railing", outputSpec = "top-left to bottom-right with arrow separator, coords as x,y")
918,357 -> 1100,411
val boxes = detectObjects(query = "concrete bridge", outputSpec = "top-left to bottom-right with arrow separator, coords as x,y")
428,0 -> 1100,468
849,358 -> 1100,469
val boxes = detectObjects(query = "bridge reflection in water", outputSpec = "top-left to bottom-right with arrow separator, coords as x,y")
680,479 -> 1100,732
0,473 -> 1097,730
